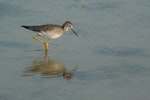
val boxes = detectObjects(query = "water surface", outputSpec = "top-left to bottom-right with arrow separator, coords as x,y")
0,0 -> 150,100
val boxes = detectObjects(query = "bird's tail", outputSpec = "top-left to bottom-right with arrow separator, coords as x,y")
21,26 -> 41,32
21,26 -> 30,30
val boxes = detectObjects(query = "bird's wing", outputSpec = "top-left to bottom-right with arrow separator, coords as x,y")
22,24 -> 61,32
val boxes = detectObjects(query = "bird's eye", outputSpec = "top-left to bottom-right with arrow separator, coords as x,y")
69,26 -> 73,28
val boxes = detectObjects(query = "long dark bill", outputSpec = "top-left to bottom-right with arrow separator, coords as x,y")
71,28 -> 78,36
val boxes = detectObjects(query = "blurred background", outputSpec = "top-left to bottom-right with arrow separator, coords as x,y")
0,0 -> 150,100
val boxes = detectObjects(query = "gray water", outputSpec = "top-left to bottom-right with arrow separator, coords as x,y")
0,0 -> 150,100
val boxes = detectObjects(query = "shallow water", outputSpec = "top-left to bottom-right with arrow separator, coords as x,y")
0,0 -> 150,100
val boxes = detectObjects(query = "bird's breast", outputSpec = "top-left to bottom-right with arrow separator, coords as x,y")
38,29 -> 64,39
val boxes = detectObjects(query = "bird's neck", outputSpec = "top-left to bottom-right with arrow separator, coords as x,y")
62,26 -> 69,32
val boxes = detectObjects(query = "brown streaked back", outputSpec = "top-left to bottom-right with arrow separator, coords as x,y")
21,24 -> 62,32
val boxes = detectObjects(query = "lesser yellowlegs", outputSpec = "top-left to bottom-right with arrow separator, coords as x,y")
21,21 -> 78,52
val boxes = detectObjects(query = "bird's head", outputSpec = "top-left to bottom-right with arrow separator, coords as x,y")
63,21 -> 78,36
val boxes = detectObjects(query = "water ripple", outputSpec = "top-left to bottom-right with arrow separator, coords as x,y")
95,47 -> 147,57
0,41 -> 30,48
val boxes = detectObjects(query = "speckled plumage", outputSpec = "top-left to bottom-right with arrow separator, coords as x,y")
21,21 -> 78,52
22,21 -> 78,39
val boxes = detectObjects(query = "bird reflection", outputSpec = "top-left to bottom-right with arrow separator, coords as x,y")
24,52 -> 77,79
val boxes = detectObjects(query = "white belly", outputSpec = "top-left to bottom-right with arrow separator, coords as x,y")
37,31 -> 63,39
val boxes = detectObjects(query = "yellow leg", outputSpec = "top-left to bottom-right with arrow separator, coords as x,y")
44,42 -> 49,52
33,35 -> 45,43
44,49 -> 49,59
33,35 -> 49,52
